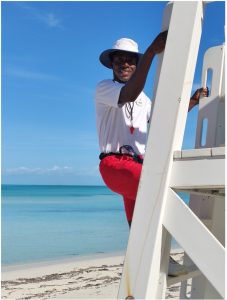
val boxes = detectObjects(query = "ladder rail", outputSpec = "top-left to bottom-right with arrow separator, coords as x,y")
118,2 -> 205,299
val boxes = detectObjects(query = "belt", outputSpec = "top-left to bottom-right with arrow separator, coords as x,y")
99,151 -> 143,164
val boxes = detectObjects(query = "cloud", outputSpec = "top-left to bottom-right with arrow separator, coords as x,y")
4,166 -> 73,175
5,66 -> 61,81
3,165 -> 99,177
16,3 -> 63,29
43,13 -> 62,28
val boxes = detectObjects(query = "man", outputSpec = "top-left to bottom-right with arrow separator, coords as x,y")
95,32 -> 208,227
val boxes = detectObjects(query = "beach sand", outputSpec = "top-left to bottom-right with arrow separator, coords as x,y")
1,250 -> 186,299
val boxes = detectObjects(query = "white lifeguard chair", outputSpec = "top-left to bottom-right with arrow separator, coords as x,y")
118,2 -> 225,299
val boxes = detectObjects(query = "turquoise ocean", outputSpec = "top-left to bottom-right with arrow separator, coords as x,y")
2,185 -> 187,266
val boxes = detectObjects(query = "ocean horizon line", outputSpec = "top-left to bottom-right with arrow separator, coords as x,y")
2,183 -> 106,187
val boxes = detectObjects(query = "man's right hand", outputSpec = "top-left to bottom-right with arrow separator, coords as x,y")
149,30 -> 168,55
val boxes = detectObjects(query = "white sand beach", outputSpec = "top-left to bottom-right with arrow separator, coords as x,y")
2,250 -> 186,299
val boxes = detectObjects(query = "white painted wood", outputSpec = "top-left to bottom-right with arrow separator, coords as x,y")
173,146 -> 225,159
180,253 -> 195,299
191,274 -> 222,299
173,150 -> 182,159
151,2 -> 173,104
210,196 -> 225,245
200,218 -> 213,229
170,156 -> 225,189
157,228 -> 172,299
167,267 -> 200,287
187,43 -> 225,299
181,148 -> 211,158
211,146 -> 225,156
195,45 -> 225,148
163,190 -> 225,297
176,189 -> 224,199
118,3 -> 225,300
118,2 -> 204,299
189,194 -> 214,219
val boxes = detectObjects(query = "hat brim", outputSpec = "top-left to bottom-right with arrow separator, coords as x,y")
99,49 -> 143,69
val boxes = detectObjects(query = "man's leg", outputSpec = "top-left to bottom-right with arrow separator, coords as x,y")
100,155 -> 187,274
123,197 -> 135,227
99,155 -> 142,224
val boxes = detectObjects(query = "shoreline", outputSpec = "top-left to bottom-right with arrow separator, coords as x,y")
2,249 -> 185,299
2,250 -> 126,272
2,245 -> 183,272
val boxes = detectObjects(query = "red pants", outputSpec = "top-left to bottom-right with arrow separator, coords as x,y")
99,155 -> 142,222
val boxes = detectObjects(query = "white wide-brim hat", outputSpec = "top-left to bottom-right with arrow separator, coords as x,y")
99,38 -> 143,69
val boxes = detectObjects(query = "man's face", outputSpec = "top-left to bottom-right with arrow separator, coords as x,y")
111,51 -> 137,83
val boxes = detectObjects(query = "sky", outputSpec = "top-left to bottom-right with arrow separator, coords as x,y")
1,1 -> 225,185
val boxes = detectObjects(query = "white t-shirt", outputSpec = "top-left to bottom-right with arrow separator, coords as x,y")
95,79 -> 151,155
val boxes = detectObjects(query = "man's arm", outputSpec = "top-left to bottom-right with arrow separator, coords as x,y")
118,31 -> 168,105
188,87 -> 209,111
